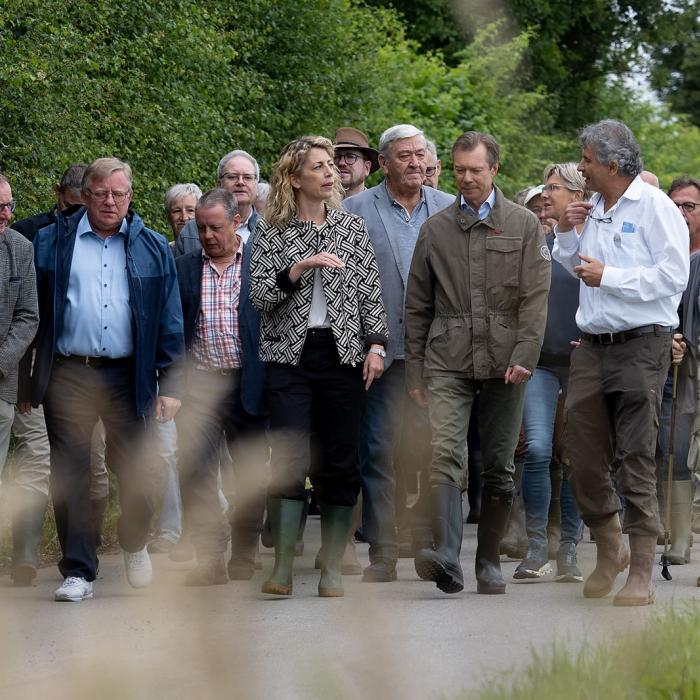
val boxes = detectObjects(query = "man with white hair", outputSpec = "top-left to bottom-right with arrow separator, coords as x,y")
344,124 -> 454,582
174,150 -> 261,256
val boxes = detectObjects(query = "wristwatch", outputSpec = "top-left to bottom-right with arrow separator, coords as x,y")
368,347 -> 386,358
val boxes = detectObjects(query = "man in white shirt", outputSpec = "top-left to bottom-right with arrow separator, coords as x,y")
553,119 -> 689,607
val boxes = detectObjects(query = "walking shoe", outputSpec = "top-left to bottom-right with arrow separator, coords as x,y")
123,546 -> 153,588
556,542 -> 583,583
186,556 -> 229,586
55,577 -> 94,602
169,537 -> 195,563
362,559 -> 398,582
514,550 -> 552,580
147,537 -> 175,554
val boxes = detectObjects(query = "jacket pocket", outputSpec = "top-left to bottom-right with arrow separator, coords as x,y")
485,237 -> 521,288
425,316 -> 473,374
488,316 -> 518,373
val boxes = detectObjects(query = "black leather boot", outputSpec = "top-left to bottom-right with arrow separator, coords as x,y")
414,484 -> 464,594
476,490 -> 513,594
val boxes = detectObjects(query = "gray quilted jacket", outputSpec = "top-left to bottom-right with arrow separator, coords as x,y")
249,207 -> 388,366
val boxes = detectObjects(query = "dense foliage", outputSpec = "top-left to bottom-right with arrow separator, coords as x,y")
1,0 -> 698,233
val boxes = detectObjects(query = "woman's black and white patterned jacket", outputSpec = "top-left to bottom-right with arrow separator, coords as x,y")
249,207 -> 388,367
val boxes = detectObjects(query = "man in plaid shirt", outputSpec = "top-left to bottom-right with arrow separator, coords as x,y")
175,188 -> 268,586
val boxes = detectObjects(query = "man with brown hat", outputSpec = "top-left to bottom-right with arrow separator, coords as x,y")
333,127 -> 380,199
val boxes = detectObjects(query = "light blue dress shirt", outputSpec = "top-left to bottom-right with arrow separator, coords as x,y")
384,180 -> 429,283
460,188 -> 496,221
57,212 -> 134,358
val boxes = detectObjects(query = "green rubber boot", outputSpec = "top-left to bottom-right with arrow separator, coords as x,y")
318,503 -> 354,597
261,498 -> 305,596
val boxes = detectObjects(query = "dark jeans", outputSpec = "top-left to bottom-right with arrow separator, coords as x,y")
394,386 -> 433,545
177,367 -> 267,556
266,330 -> 362,507
358,360 -> 407,562
564,333 -> 671,536
44,357 -> 152,581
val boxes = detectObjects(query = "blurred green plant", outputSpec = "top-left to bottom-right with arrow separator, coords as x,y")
464,603 -> 700,700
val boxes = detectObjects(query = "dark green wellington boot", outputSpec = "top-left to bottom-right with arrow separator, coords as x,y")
11,488 -> 49,587
666,480 -> 693,565
476,490 -> 513,594
414,484 -> 464,594
261,498 -> 305,596
318,503 -> 354,597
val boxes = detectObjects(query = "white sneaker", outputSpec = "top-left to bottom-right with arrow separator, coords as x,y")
123,546 -> 153,588
54,576 -> 94,602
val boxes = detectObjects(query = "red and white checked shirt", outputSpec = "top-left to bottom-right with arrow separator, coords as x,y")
191,248 -> 243,369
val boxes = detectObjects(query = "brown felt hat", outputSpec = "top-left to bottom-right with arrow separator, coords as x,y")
333,127 -> 380,174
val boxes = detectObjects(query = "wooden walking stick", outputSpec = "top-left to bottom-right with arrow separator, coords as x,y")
661,364 -> 679,581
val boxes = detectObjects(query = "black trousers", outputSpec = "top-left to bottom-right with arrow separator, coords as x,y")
44,357 -> 152,581
176,367 -> 267,556
266,330 -> 363,507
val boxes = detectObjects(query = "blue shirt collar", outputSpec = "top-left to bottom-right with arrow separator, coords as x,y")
382,179 -> 426,208
77,211 -> 128,238
460,188 -> 496,220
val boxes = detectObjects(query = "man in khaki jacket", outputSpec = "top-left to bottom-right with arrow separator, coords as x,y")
405,131 -> 551,595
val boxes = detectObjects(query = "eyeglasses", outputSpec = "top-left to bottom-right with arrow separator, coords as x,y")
589,194 -> 613,224
0,199 -> 16,213
222,173 -> 256,183
425,166 -> 438,176
85,188 -> 130,203
676,201 -> 700,214
334,152 -> 362,166
543,183 -> 582,193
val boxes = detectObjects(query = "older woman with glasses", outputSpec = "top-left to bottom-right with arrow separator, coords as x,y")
514,163 -> 587,583
250,135 -> 387,598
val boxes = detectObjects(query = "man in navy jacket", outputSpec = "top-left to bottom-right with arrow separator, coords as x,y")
31,157 -> 184,602
175,188 -> 267,585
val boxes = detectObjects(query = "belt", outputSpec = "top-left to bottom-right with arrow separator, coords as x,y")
193,365 -> 241,376
306,328 -> 334,340
55,354 -> 133,369
581,325 -> 673,345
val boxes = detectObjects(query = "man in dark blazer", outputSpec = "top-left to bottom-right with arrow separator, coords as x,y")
344,124 -> 454,581
175,187 -> 267,585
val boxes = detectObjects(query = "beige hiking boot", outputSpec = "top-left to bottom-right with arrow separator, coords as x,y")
583,514 -> 630,598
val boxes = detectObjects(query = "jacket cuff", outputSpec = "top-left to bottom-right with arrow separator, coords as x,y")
276,265 -> 301,294
365,333 -> 387,349
509,341 -> 540,373
405,361 -> 424,392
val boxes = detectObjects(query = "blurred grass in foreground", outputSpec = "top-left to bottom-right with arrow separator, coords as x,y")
464,603 -> 700,700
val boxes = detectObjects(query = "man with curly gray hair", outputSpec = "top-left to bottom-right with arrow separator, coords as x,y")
553,119 -> 690,607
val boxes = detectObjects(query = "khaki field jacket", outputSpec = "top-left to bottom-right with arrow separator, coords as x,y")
405,188 -> 551,389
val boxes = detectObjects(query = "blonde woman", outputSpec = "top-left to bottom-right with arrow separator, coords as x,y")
249,136 -> 387,597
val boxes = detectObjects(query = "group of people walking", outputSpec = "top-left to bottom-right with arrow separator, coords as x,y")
0,116 -> 696,609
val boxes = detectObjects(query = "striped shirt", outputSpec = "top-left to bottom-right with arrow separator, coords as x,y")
191,247 -> 243,369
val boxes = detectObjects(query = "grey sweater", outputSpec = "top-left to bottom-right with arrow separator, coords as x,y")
0,228 -> 39,403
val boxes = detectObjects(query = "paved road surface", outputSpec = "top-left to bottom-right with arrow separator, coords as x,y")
2,520 -> 699,700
